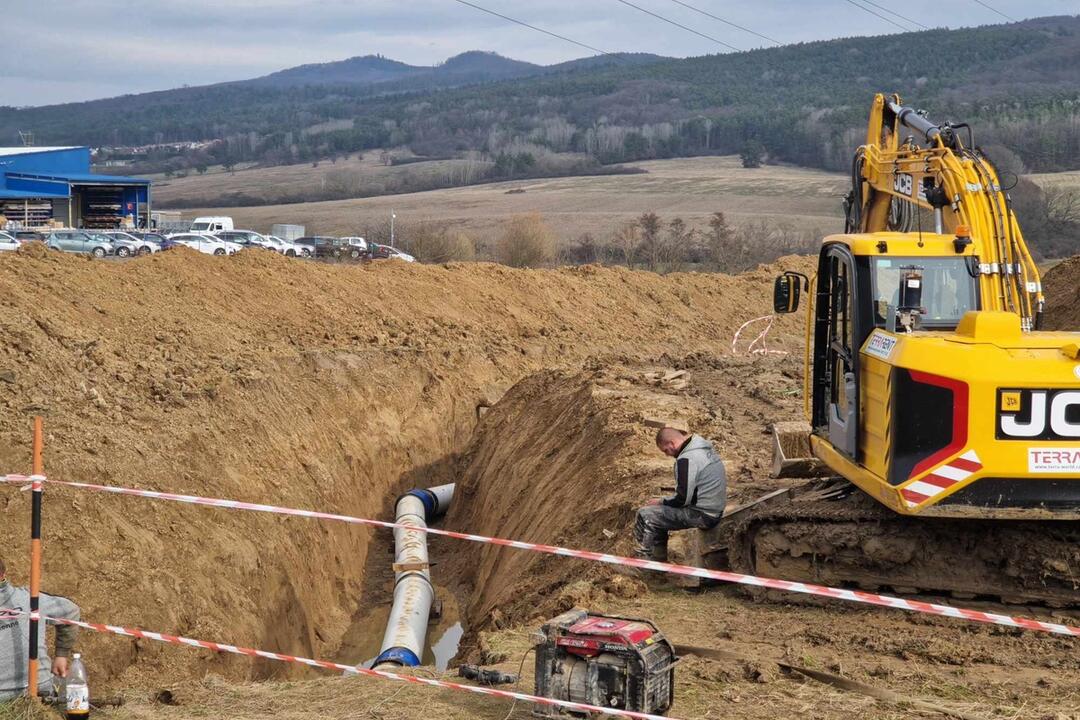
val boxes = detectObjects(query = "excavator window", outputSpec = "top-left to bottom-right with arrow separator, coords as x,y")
870,257 -> 978,328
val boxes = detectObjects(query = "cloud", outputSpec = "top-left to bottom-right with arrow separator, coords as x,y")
1,0 -> 1070,105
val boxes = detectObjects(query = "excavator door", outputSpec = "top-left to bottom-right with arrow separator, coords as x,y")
819,248 -> 859,459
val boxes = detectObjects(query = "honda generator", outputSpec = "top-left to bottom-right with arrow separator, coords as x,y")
533,609 -> 676,717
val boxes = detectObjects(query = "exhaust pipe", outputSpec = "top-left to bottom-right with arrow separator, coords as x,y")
372,484 -> 454,669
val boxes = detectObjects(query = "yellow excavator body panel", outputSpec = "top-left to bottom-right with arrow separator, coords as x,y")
811,316 -> 1080,518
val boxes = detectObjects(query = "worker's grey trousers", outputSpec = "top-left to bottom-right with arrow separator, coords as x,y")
634,504 -> 720,561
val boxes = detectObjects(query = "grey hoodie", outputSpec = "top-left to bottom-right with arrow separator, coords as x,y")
662,434 -> 727,517
0,580 -> 80,700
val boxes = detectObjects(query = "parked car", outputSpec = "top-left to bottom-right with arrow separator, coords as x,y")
14,230 -> 45,243
267,235 -> 308,257
341,236 -> 368,253
301,236 -> 363,260
216,230 -> 282,253
0,231 -> 20,252
369,243 -> 416,262
130,231 -> 176,250
100,231 -> 160,257
45,230 -> 114,257
166,233 -> 237,256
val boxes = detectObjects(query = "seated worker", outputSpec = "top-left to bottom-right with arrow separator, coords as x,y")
634,427 -> 727,562
0,556 -> 80,700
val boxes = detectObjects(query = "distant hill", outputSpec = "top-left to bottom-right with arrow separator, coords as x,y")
2,16 -> 1079,175
249,51 -> 545,89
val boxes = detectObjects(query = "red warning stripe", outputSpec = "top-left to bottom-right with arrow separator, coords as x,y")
0,607 -> 672,720
2,474 -> 1078,637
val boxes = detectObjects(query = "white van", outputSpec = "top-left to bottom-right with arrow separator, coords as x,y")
189,216 -> 234,235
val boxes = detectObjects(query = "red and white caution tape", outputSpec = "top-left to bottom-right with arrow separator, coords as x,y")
4,474 -> 1079,637
731,315 -> 786,356
0,607 -> 671,720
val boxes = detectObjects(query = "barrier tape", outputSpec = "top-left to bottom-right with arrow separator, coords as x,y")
3,474 -> 1079,637
731,315 -> 786,356
0,607 -> 671,720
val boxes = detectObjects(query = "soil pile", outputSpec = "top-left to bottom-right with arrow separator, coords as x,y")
0,244 -> 807,687
1042,255 -> 1080,330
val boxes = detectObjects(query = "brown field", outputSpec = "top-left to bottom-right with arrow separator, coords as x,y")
1028,169 -> 1080,191
150,151 -> 481,207
166,156 -> 849,242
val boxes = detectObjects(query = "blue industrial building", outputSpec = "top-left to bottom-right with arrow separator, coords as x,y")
0,146 -> 151,229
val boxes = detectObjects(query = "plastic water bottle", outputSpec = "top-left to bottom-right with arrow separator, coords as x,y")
64,653 -> 90,719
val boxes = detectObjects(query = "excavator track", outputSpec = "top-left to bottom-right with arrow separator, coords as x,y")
717,481 -> 1080,608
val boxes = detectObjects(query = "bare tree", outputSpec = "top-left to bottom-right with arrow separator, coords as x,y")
611,222 -> 640,269
637,212 -> 663,271
706,211 -> 736,270
663,217 -> 694,272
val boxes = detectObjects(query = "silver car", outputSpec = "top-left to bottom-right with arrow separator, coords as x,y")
101,231 -> 160,257
45,230 -> 114,257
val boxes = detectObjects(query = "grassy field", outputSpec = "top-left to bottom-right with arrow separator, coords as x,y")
165,156 -> 849,243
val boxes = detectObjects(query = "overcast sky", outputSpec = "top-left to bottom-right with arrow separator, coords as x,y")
1,0 -> 1075,106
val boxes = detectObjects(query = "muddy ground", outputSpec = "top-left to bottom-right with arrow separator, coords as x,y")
0,246 -> 1077,719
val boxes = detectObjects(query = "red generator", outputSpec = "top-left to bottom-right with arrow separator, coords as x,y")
533,609 -> 676,717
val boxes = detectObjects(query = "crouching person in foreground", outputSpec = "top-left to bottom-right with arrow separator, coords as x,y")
0,556 -> 80,700
634,427 -> 727,563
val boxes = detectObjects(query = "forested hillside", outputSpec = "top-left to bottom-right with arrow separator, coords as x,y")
2,15 -> 1078,176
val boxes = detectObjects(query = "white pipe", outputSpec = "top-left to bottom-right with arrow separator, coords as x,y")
372,484 -> 455,669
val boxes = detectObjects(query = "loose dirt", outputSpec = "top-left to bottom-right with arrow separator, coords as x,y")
1042,254 -> 1080,330
1,245 -> 1077,719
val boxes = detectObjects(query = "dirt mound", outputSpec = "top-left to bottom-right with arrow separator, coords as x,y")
444,352 -> 807,632
0,247 -> 808,688
1042,255 -> 1080,330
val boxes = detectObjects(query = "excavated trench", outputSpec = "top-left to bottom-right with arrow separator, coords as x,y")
0,246 -> 810,691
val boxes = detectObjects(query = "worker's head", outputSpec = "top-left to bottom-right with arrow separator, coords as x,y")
655,427 -> 688,458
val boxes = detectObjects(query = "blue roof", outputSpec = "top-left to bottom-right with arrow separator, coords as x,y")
5,171 -> 150,186
0,188 -> 70,199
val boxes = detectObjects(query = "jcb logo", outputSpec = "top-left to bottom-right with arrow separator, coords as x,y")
998,389 -> 1080,440
893,173 -> 914,198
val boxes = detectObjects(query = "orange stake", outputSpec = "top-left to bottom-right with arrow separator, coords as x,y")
27,417 -> 43,700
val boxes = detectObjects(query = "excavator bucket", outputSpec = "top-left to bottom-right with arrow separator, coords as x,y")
770,421 -> 825,478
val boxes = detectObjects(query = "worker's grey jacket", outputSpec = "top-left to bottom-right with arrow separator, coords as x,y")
663,435 -> 726,518
0,580 -> 80,700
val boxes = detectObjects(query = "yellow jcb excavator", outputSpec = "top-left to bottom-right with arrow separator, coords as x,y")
710,94 -> 1079,605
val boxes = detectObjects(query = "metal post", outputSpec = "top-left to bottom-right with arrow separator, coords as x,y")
390,209 -> 395,248
27,417 -> 43,700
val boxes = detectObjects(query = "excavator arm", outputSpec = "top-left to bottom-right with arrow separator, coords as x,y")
845,93 -> 1044,329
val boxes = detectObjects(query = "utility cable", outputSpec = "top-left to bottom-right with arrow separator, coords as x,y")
971,0 -> 1017,22
840,0 -> 913,31
664,0 -> 782,45
613,0 -> 743,52
857,0 -> 930,30
450,0 -> 614,56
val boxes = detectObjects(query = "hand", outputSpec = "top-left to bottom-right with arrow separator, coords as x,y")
52,656 -> 69,678
646,498 -> 662,506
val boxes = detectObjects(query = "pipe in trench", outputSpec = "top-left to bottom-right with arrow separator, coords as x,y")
372,483 -> 454,669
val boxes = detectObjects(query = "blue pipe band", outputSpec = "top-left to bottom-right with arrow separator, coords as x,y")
401,489 -> 439,523
373,646 -> 421,667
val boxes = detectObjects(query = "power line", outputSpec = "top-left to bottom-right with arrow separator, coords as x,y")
613,0 -> 743,52
664,0 -> 782,46
857,0 -> 930,30
971,0 -> 1017,22
841,0 -> 913,32
449,0 -> 613,56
